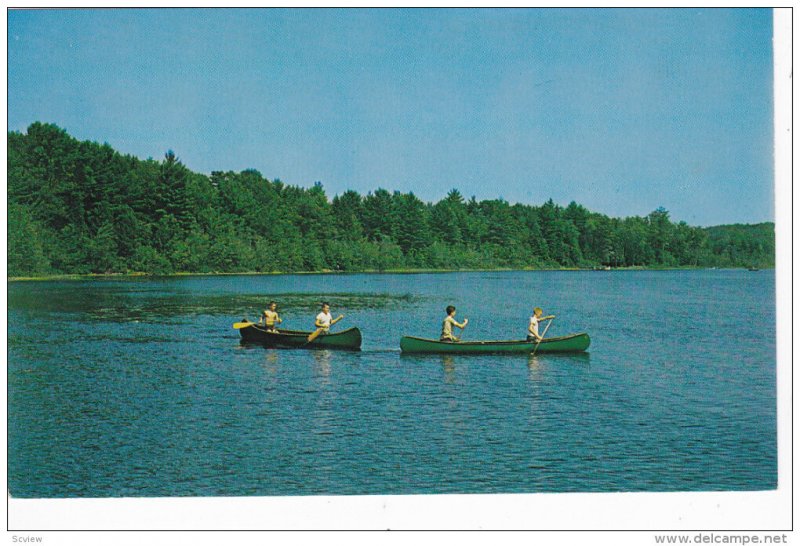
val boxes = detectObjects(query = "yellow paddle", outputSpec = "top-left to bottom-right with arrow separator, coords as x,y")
233,320 -> 255,329
307,314 -> 344,342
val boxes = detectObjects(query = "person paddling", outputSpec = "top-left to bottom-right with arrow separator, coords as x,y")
527,307 -> 556,342
314,302 -> 344,336
260,301 -> 282,332
440,305 -> 468,342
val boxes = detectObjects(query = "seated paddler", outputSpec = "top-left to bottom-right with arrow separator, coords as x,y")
260,301 -> 282,332
314,302 -> 344,335
527,306 -> 556,342
440,305 -> 468,342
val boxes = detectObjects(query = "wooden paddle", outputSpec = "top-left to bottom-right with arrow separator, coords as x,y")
233,320 -> 254,329
458,318 -> 468,341
531,318 -> 553,357
307,314 -> 344,342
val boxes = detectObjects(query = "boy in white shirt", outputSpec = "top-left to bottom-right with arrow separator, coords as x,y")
314,302 -> 344,334
527,307 -> 556,341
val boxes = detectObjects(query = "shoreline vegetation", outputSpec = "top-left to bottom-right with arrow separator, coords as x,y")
9,123 -> 775,278
8,265 -> 771,282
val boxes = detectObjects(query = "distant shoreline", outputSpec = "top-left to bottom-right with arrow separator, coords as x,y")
7,266 -> 770,282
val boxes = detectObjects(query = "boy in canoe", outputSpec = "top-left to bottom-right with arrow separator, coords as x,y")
440,305 -> 468,342
315,302 -> 344,335
260,301 -> 282,332
527,307 -> 556,341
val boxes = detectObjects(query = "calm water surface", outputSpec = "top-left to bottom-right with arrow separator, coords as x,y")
7,270 -> 776,497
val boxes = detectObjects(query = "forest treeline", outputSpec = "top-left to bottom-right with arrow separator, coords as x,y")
8,123 -> 775,276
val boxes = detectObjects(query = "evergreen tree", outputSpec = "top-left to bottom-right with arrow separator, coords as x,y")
393,191 -> 432,255
361,188 -> 397,242
331,190 -> 365,242
7,202 -> 50,276
431,189 -> 468,245
158,151 -> 193,229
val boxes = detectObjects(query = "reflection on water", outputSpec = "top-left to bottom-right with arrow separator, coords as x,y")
566,353 -> 591,365
528,351 -> 591,367
527,354 -> 544,381
528,352 -> 591,381
439,355 -> 456,383
313,350 -> 332,380
261,351 -> 280,375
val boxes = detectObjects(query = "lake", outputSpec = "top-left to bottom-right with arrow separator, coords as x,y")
7,270 -> 776,497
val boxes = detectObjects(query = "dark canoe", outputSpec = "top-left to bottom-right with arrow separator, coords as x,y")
399,333 -> 590,354
238,324 -> 362,350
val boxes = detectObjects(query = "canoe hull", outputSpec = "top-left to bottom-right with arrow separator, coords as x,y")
239,325 -> 362,350
399,333 -> 590,354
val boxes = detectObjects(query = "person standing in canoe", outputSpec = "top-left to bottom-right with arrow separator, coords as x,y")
314,302 -> 344,335
440,305 -> 468,342
527,307 -> 556,342
260,301 -> 282,332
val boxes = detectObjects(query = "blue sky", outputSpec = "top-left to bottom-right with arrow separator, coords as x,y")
7,8 -> 774,226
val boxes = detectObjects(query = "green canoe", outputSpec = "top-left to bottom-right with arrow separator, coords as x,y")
399,333 -> 590,354
238,323 -> 362,350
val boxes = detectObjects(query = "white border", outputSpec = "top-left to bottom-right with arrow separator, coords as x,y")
4,6 -> 793,538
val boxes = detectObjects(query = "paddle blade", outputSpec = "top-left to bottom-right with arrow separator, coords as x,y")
307,328 -> 323,342
233,321 -> 254,329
